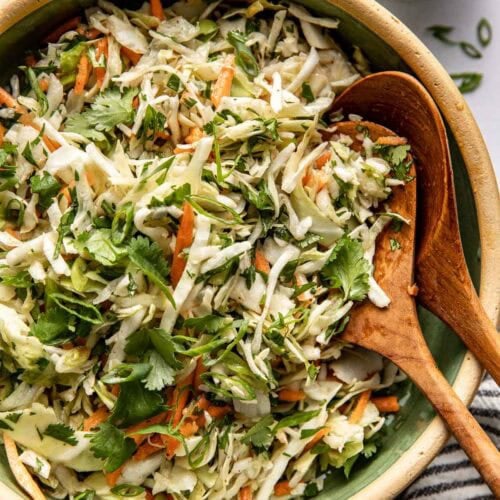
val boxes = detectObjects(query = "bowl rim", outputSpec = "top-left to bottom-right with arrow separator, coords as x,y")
0,0 -> 498,498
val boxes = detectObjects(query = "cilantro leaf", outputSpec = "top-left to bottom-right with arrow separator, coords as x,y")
89,422 -> 136,472
43,423 -> 77,446
65,87 -> 137,140
274,409 -> 321,432
30,308 -> 74,345
141,105 -> 166,140
150,183 -> 191,208
128,236 -> 174,306
374,144 -> 413,181
109,380 -> 165,427
143,350 -> 176,391
362,441 -> 378,458
321,236 -> 370,301
183,314 -> 231,335
30,172 -> 61,209
76,229 -> 127,266
242,415 -> 274,448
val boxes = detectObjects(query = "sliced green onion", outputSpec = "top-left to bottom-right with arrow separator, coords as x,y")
102,363 -> 151,384
5,199 -> 25,227
459,41 -> 482,58
49,292 -> 103,324
477,18 -> 492,47
187,195 -> 243,225
110,484 -> 145,497
450,72 -> 483,93
26,67 -> 49,116
111,202 -> 134,245
227,31 -> 259,79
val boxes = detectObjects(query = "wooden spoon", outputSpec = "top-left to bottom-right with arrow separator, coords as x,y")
332,71 -> 500,384
333,121 -> 500,495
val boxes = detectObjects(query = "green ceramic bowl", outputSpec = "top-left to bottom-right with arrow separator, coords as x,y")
0,1 -> 498,498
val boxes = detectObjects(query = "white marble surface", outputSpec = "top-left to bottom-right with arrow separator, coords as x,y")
378,0 -> 499,183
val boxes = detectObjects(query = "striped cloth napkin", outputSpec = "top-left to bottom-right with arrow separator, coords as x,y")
399,375 -> 498,499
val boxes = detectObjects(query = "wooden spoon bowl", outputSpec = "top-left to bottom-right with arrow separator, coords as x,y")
332,71 -> 500,384
331,121 -> 500,495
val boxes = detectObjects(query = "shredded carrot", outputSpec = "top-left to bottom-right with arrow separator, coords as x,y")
120,46 -> 141,65
179,419 -> 198,437
133,433 -> 164,461
38,78 -> 49,92
171,202 -> 195,287
85,28 -> 102,40
185,127 -> 203,144
274,481 -> 292,497
207,405 -> 232,419
211,54 -> 235,108
154,130 -> 170,141
25,54 -> 37,67
173,145 -> 195,155
83,406 -> 109,431
371,395 -> 400,413
0,124 -> 5,146
94,37 -> 109,88
315,150 -> 331,168
5,227 -> 21,240
376,136 -> 407,146
3,433 -> 46,500
349,390 -> 372,424
60,186 -> 72,205
74,53 -> 90,95
0,87 -> 22,112
44,16 -> 81,43
303,427 -> 330,452
132,96 -> 140,109
105,465 -> 124,487
43,135 -> 61,153
254,248 -> 270,274
161,371 -> 195,458
127,411 -> 168,446
111,384 -> 120,397
278,388 -> 306,402
150,0 -> 165,20
197,394 -> 211,411
193,357 -> 206,393
238,485 -> 253,500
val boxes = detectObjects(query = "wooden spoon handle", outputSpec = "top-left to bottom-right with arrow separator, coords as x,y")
417,248 -> 500,385
400,351 -> 500,495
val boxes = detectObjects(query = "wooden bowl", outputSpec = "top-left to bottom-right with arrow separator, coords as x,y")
0,0 -> 498,498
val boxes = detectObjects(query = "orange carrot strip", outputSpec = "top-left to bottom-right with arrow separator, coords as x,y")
274,481 -> 292,497
303,427 -> 330,452
238,485 -> 253,500
0,124 -> 5,146
315,150 -> 331,168
174,145 -> 194,155
154,130 -> 170,141
105,465 -> 124,487
38,79 -> 49,92
43,135 -> 60,153
349,390 -> 372,424
278,388 -> 306,402
85,28 -> 102,40
150,0 -> 165,20
74,53 -> 90,95
5,227 -> 21,240
193,357 -> 206,393
171,202 -> 195,287
206,405 -> 232,419
111,384 -> 120,397
179,419 -> 198,437
94,37 -> 108,88
197,394 -> 211,411
371,396 -> 400,413
211,55 -> 235,108
0,88 -> 23,112
3,434 -> 45,500
254,248 -> 270,274
83,406 -> 109,431
133,434 -> 164,461
44,16 -> 81,43
127,411 -> 168,446
120,46 -> 141,65
185,127 -> 203,144
25,54 -> 37,67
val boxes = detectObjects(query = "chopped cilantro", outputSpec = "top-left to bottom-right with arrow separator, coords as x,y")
43,423 -> 77,446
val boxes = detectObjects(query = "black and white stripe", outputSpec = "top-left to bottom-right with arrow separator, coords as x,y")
399,375 -> 498,500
